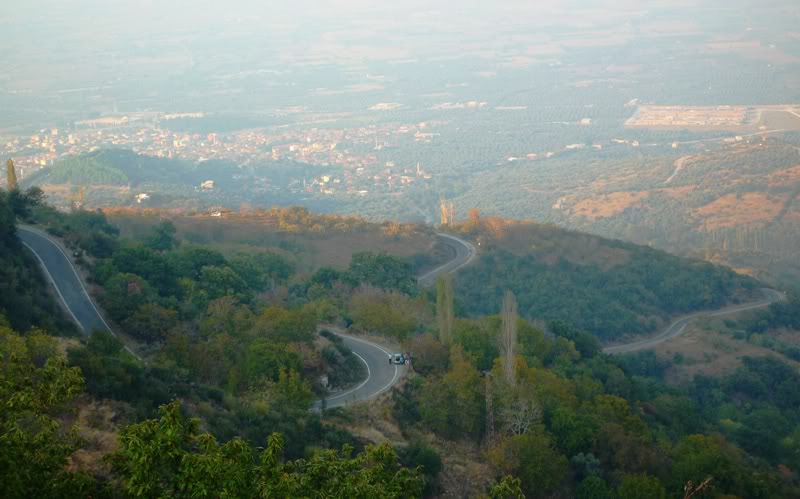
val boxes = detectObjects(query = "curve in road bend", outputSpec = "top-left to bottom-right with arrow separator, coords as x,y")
316,232 -> 477,408
18,225 -> 142,360
603,288 -> 786,355
24,224 -> 782,397
19,225 -> 477,408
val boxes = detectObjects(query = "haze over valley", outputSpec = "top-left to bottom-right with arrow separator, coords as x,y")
2,1 -> 800,498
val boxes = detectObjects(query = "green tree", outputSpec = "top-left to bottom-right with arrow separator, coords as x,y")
420,347 -> 484,439
399,441 -> 443,497
670,435 -> 750,498
199,296 -> 255,339
229,251 -> 295,292
124,303 -> 179,342
168,246 -> 226,279
111,245 -> 176,294
349,288 -> 423,340
146,220 -> 178,252
8,186 -> 45,221
487,476 -> 525,499
616,474 -> 667,499
254,305 -> 317,344
0,326 -> 93,497
113,401 -> 424,498
244,341 -> 303,385
200,265 -> 250,301
406,334 -> 450,376
550,407 -> 597,456
436,274 -> 454,345
101,272 -> 155,322
575,475 -> 613,499
349,251 -> 416,294
453,318 -> 499,371
67,330 -> 155,404
489,429 -> 568,498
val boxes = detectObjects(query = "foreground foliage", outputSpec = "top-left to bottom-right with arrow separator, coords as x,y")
114,401 -> 424,498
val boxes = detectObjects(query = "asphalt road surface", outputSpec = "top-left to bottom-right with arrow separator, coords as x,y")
316,232 -> 477,408
18,225 -> 113,335
417,233 -> 477,287
23,225 -> 784,399
313,332 -> 402,410
20,224 -> 476,408
603,288 -> 786,355
18,225 -> 140,359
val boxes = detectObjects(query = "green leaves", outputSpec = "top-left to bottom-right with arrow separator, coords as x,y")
0,328 -> 89,498
114,401 -> 425,498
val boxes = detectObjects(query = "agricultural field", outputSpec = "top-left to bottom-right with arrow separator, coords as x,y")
626,105 -> 752,130
626,105 -> 800,132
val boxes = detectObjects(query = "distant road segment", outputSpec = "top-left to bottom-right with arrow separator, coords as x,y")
417,232 -> 477,287
603,288 -> 785,355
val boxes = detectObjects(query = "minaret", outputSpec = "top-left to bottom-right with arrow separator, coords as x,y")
6,159 -> 18,190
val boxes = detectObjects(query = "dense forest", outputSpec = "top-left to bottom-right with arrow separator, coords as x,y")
451,218 -> 757,339
2,193 -> 800,497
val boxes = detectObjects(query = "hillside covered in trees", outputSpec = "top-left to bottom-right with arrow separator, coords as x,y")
1,197 -> 799,497
451,217 -> 758,340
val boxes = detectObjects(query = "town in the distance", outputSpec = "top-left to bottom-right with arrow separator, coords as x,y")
2,0 -> 800,498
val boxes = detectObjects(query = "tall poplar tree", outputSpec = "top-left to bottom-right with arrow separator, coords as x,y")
436,274 -> 454,345
6,160 -> 17,190
500,290 -> 518,386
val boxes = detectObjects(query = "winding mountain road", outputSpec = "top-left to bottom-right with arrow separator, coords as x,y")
18,225 -> 140,359
313,331 -> 403,410
417,232 -> 477,288
19,225 -> 476,408
19,224 -> 786,398
316,232 -> 477,408
603,288 -> 786,355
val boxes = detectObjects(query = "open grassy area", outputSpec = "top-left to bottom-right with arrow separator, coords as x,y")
657,316 -> 800,385
106,211 -> 450,273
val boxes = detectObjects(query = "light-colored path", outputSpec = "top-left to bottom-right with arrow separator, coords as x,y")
603,289 -> 785,354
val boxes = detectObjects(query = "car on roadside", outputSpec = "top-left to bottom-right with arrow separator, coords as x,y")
390,353 -> 406,365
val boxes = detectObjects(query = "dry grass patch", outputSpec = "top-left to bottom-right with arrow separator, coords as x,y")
656,186 -> 696,198
694,192 -> 787,230
108,212 -> 443,271
767,165 -> 800,188
67,399 -> 123,478
658,320 -> 800,385
570,191 -> 650,221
